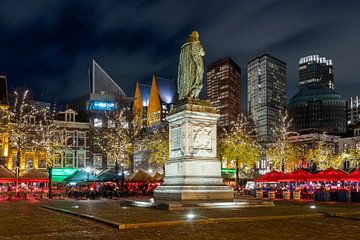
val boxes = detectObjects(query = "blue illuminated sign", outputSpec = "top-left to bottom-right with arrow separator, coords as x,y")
88,101 -> 116,111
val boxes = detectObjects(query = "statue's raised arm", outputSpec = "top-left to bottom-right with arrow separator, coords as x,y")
177,31 -> 205,100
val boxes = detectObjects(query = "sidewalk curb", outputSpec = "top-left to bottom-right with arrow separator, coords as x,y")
42,205 -> 123,229
120,213 -> 326,229
42,205 -> 335,230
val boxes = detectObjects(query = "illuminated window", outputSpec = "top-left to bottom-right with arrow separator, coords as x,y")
94,118 -> 102,127
38,156 -> 47,169
107,154 -> 115,167
26,158 -> 34,169
64,152 -> 74,167
93,154 -> 102,168
77,151 -> 86,168
53,153 -> 62,168
66,131 -> 75,146
77,131 -> 86,147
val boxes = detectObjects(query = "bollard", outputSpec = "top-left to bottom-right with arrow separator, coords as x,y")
283,191 -> 290,200
268,191 -> 275,200
293,191 -> 301,200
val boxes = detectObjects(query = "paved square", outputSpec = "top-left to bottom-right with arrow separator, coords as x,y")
1,199 -> 360,240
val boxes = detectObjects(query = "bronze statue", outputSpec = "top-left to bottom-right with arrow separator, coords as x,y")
177,31 -> 205,100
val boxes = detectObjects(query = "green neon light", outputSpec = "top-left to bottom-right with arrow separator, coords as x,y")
221,168 -> 236,173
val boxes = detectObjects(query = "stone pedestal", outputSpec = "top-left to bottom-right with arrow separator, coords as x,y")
154,99 -> 233,201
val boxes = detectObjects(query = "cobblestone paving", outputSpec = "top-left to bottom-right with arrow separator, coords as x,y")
0,199 -> 360,240
45,198 -> 360,224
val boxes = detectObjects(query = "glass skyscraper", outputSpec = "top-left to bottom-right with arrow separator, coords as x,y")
248,54 -> 287,144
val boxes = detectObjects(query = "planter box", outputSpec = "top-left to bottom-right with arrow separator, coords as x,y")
293,191 -> 301,200
283,191 -> 291,200
268,191 -> 275,199
256,190 -> 263,199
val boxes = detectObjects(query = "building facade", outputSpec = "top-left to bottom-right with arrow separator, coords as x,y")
51,109 -> 91,169
0,75 -> 8,106
248,54 -> 287,144
288,55 -> 346,135
206,57 -> 241,127
0,75 -> 8,166
348,96 -> 360,126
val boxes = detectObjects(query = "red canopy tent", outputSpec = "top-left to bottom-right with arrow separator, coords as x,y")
19,169 -> 49,183
0,165 -> 16,183
342,169 -> 360,182
255,170 -> 287,182
308,167 -> 348,181
126,169 -> 152,183
283,169 -> 314,182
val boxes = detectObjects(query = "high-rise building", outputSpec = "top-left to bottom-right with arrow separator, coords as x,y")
298,55 -> 334,90
0,75 -> 8,106
248,54 -> 287,143
206,57 -> 241,127
288,55 -> 346,135
70,59 -> 130,121
348,96 -> 360,126
89,59 -> 126,98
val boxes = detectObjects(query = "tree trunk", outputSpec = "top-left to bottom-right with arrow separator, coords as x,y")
16,150 -> 21,193
235,161 -> 240,191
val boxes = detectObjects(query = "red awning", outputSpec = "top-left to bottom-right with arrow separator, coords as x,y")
255,170 -> 287,183
342,169 -> 360,182
0,166 -> 16,182
283,169 -> 314,182
308,167 -> 348,181
0,178 -> 16,183
19,169 -> 49,183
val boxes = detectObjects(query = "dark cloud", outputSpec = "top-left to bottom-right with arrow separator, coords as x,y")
0,0 -> 359,110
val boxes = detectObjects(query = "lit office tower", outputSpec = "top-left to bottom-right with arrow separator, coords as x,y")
348,96 -> 360,125
288,55 -> 346,134
206,57 -> 241,127
298,55 -> 334,90
248,54 -> 287,144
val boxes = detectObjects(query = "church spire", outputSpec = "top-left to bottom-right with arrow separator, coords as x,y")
133,81 -> 143,130
147,74 -> 161,127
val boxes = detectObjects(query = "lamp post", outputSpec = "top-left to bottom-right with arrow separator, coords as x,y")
48,165 -> 53,199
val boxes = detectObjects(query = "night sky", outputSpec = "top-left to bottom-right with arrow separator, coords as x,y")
0,0 -> 359,111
